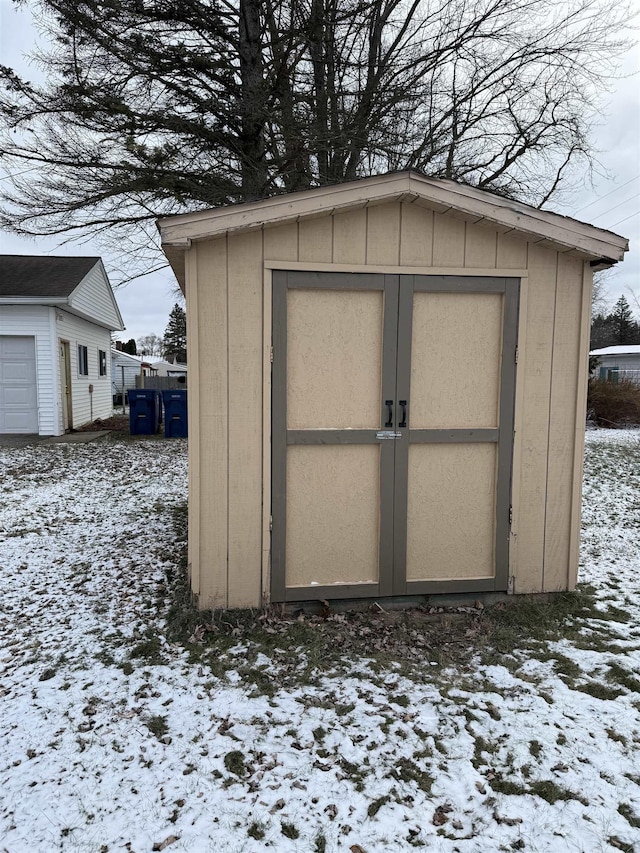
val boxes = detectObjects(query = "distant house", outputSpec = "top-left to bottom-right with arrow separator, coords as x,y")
111,349 -> 156,402
110,350 -> 187,402
590,345 -> 640,385
149,358 -> 187,379
0,255 -> 124,435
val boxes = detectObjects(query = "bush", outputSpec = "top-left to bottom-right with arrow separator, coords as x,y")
587,378 -> 640,427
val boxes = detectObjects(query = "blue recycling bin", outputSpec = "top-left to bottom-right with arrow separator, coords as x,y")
162,390 -> 188,438
129,389 -> 161,435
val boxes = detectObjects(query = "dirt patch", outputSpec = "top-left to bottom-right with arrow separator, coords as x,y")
76,416 -> 130,433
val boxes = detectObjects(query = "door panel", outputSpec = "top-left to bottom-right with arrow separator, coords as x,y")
287,288 -> 384,430
409,292 -> 503,429
406,443 -> 497,581
272,271 -> 519,602
271,271 -> 398,602
286,444 -> 381,587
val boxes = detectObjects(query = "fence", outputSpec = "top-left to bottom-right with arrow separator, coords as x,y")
135,375 -> 187,391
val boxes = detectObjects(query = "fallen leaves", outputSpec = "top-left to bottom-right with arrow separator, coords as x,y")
432,802 -> 453,826
152,836 -> 179,851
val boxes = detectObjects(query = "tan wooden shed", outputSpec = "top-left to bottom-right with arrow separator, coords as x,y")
158,172 -> 628,610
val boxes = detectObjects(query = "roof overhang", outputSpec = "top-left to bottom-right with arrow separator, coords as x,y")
157,172 -> 629,288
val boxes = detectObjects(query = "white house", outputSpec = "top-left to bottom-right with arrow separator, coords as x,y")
111,350 -> 157,401
0,255 -> 124,435
590,344 -> 640,384
150,358 -> 187,379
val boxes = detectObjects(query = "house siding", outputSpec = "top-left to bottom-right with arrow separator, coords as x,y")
56,310 -> 113,429
0,305 -> 58,435
68,262 -> 122,329
111,352 -> 145,397
598,354 -> 640,374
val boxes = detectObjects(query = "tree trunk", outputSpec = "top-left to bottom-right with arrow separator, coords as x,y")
239,0 -> 266,200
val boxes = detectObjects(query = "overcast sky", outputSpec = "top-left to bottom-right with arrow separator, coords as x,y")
0,0 -> 638,342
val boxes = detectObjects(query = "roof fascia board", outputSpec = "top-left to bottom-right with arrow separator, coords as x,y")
0,297 -> 68,306
58,304 -> 124,331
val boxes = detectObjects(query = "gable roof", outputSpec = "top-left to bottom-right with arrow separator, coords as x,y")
0,255 -> 125,330
0,255 -> 100,297
111,349 -> 147,364
158,171 -> 629,287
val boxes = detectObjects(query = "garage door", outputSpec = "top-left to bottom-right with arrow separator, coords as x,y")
0,336 -> 38,433
271,272 -> 519,602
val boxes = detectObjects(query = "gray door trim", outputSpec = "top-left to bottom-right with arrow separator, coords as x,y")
271,271 -> 519,602
409,428 -> 499,443
397,275 -> 519,594
271,270 -> 400,602
271,272 -> 289,601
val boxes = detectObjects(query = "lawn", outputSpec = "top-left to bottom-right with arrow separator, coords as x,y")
0,430 -> 639,852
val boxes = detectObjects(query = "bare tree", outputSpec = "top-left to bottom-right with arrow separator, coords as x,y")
0,0 -> 632,279
136,334 -> 165,358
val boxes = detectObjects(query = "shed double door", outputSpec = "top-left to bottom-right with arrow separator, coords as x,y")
271,271 -> 519,602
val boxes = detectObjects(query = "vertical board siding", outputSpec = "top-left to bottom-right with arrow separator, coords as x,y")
433,214 -> 466,267
367,204 -> 400,265
514,243 -> 558,593
568,264 -> 592,590
227,230 -> 264,608
333,209 -> 367,264
299,217 -> 333,262
68,263 -> 122,330
264,222 -> 298,261
185,249 -> 200,595
0,305 -> 58,435
496,233 -> 528,269
543,253 -> 584,591
196,238 -> 229,608
465,222 -> 498,268
189,198 -> 586,607
400,203 -> 433,266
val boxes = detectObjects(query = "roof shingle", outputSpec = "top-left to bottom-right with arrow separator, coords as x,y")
0,255 -> 100,298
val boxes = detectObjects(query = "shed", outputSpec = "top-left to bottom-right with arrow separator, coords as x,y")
0,255 -> 124,435
158,172 -> 628,610
590,345 -> 640,384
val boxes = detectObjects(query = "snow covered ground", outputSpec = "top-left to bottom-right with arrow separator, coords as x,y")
1,430 -> 639,853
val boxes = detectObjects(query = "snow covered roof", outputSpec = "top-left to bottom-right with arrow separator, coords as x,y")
111,350 -> 147,363
151,359 -> 188,372
590,345 -> 640,356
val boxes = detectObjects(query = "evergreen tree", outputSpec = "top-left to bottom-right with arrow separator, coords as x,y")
163,304 -> 187,364
590,295 -> 640,349
122,339 -> 137,355
610,295 -> 637,344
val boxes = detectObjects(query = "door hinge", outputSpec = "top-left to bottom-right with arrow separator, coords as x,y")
270,346 -> 274,363
269,515 -> 273,532
508,505 -> 513,527
514,346 -> 519,364
507,575 -> 515,594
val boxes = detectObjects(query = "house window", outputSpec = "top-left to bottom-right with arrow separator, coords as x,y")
78,345 -> 89,376
98,349 -> 107,376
